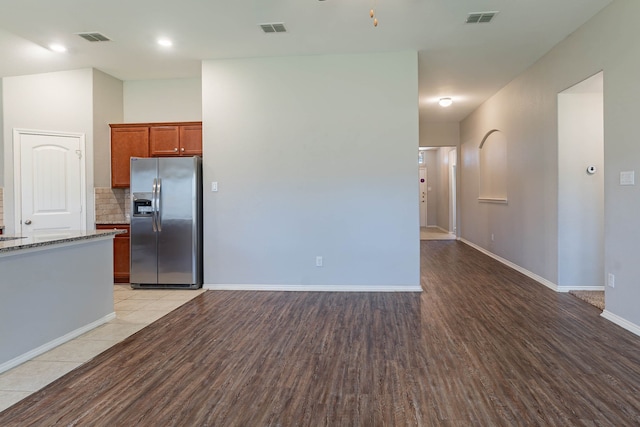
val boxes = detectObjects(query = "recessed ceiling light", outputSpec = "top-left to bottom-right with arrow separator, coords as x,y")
157,38 -> 173,47
438,97 -> 453,107
49,43 -> 67,53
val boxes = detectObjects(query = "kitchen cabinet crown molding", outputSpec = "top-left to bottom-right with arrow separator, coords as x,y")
110,121 -> 202,128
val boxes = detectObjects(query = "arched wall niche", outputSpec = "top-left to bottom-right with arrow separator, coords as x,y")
478,129 -> 508,203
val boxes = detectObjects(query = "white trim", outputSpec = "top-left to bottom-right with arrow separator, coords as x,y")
204,284 -> 422,292
557,285 -> 605,292
460,238 -> 559,291
0,312 -> 115,375
601,310 -> 640,337
13,128 -> 87,233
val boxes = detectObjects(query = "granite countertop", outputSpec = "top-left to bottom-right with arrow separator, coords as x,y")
0,229 -> 123,254
95,221 -> 130,225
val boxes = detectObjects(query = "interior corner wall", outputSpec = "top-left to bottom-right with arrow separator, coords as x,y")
202,51 -> 420,289
2,69 -> 94,234
92,69 -> 123,189
436,147 -> 454,231
459,0 -> 640,327
425,151 -> 438,226
123,78 -> 202,123
0,80 -> 4,187
420,121 -> 460,147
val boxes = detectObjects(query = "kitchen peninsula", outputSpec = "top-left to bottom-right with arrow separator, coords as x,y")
0,229 -> 121,373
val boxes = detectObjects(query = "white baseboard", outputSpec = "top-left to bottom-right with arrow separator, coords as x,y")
459,238 -> 559,292
557,285 -> 605,292
601,310 -> 640,337
204,284 -> 422,292
0,312 -> 116,375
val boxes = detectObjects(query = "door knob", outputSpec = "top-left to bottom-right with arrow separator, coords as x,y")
181,147 -> 185,152
24,219 -> 32,225
174,147 -> 178,152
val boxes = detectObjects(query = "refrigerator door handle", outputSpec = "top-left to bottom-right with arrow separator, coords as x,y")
151,178 -> 158,232
156,178 -> 162,232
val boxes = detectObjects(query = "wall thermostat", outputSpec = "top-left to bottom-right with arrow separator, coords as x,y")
586,166 -> 597,175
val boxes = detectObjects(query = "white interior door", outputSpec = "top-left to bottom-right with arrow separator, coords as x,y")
419,167 -> 427,227
14,129 -> 86,234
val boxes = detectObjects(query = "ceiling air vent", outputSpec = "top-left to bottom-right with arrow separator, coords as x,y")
466,12 -> 498,24
259,23 -> 287,33
76,32 -> 111,42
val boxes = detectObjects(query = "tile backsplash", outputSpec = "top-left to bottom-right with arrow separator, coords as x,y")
0,187 -> 4,227
95,187 -> 130,224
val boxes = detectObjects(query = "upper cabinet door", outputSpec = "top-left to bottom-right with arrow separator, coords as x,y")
179,125 -> 203,156
150,126 -> 180,156
111,127 -> 149,187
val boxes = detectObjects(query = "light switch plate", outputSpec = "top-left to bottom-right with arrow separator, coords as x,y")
211,182 -> 218,192
620,171 -> 635,186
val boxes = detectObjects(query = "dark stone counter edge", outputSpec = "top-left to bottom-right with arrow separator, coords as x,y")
0,229 -> 124,254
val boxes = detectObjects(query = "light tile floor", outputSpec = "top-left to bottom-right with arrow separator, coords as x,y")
420,226 -> 457,241
0,284 -> 205,412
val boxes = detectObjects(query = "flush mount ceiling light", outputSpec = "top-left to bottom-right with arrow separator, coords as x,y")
157,38 -> 173,47
438,97 -> 453,107
49,43 -> 67,53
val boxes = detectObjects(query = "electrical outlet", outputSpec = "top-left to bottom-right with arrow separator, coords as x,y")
491,233 -> 495,242
316,256 -> 323,267
607,273 -> 615,288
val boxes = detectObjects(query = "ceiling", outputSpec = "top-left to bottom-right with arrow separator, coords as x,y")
0,0 -> 612,123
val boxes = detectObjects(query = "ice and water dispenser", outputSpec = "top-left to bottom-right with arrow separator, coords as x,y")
132,193 -> 153,217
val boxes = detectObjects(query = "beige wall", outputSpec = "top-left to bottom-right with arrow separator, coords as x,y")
420,122 -> 459,147
436,147 -> 455,232
93,69 -> 123,188
123,78 -> 201,123
202,52 -> 420,290
460,0 -> 640,328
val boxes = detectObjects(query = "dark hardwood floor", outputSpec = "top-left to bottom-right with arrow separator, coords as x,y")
2,241 -> 640,426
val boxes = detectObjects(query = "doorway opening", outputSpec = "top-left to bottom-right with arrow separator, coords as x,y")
557,71 -> 604,300
418,146 -> 457,241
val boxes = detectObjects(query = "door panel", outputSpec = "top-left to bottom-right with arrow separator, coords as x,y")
130,158 -> 158,285
179,125 -> 202,156
18,132 -> 83,234
157,157 -> 197,284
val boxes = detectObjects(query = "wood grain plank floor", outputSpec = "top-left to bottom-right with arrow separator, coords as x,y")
1,241 -> 640,426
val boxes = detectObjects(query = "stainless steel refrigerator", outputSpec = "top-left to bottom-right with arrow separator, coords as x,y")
130,156 -> 202,289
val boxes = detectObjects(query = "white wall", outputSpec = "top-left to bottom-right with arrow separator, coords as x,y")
459,0 -> 640,328
558,89 -> 604,288
93,70 -> 123,188
123,78 -> 202,123
202,52 -> 420,290
2,69 -> 94,234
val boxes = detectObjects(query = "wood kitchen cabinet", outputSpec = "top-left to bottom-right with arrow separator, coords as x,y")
110,122 -> 202,187
110,126 -> 150,188
150,123 -> 202,157
96,224 -> 130,283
